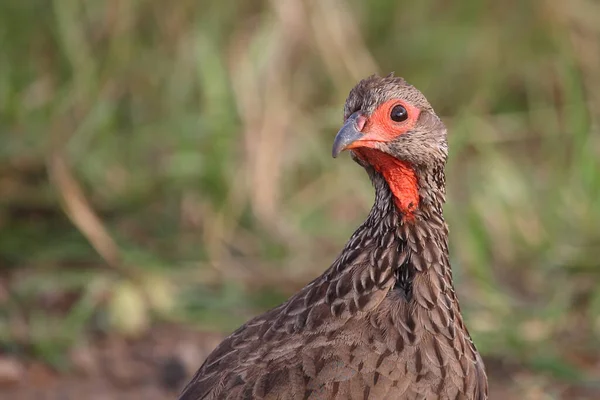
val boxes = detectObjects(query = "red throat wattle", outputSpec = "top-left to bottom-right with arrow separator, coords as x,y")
355,148 -> 419,218
350,99 -> 421,219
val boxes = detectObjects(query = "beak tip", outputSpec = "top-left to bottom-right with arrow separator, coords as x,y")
332,112 -> 363,160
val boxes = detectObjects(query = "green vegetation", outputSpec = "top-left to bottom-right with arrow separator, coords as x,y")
1,0 -> 599,391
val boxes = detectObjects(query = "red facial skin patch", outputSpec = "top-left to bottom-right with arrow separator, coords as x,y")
348,100 -> 421,219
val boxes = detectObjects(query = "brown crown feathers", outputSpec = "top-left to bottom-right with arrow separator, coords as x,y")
178,74 -> 488,400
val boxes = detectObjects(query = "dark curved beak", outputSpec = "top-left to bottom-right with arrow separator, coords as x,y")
332,112 -> 364,158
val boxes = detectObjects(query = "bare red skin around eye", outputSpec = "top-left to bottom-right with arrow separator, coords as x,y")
350,100 -> 421,219
363,99 -> 420,140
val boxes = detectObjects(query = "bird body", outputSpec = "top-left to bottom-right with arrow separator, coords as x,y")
179,75 -> 488,400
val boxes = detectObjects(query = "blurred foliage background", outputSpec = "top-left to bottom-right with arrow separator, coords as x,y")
1,0 -> 600,398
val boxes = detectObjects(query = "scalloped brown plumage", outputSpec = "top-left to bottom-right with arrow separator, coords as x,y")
178,75 -> 488,400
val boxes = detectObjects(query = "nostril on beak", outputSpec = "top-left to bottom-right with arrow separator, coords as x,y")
332,112 -> 364,158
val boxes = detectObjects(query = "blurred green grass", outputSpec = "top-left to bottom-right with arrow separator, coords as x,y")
1,0 -> 599,388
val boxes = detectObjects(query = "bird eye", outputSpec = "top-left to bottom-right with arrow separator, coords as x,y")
390,104 -> 408,122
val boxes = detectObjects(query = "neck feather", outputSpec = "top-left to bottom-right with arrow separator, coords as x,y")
321,162 -> 455,322
365,160 -> 451,286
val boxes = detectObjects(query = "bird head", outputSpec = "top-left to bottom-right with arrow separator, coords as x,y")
333,74 -> 448,217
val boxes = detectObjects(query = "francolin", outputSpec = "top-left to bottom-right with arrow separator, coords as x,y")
179,74 -> 488,400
